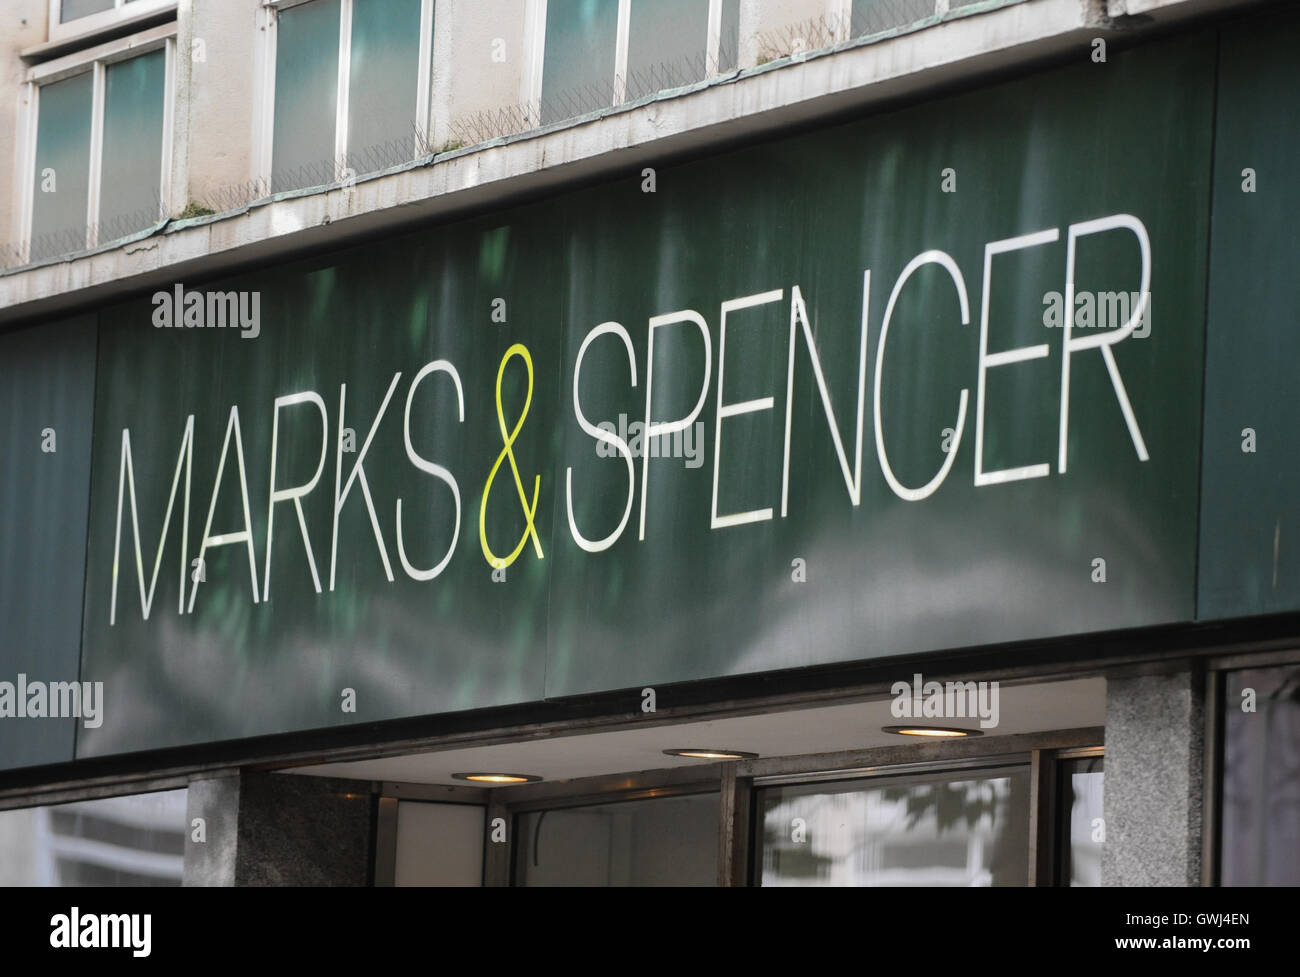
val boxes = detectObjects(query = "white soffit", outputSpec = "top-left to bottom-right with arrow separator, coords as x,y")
284,677 -> 1104,786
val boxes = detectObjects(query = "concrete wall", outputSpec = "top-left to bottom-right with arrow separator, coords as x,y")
435,0 -> 530,149
175,0 -> 261,215
0,1 -> 49,259
0,0 -> 1252,304
744,0 -> 836,66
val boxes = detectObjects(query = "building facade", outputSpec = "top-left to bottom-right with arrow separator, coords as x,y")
0,0 -> 1296,886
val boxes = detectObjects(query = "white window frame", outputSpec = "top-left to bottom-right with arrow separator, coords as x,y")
18,23 -> 175,263
255,0 -> 436,190
827,0 -> 854,43
524,0 -> 732,119
47,0 -> 177,46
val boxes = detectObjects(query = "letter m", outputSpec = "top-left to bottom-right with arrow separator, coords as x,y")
101,914 -> 130,948
946,680 -> 978,718
206,291 -> 239,330
111,417 -> 195,624
49,681 -> 81,717
1098,291 -> 1131,330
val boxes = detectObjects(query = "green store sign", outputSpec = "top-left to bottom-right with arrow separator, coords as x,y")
75,33 -> 1215,757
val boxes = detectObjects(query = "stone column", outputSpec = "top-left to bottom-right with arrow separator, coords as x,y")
184,771 -> 375,886
1101,666 -> 1206,886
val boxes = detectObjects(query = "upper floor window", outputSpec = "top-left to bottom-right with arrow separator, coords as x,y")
49,0 -> 177,44
23,30 -> 174,263
536,0 -> 740,126
846,0 -> 1001,40
264,0 -> 434,194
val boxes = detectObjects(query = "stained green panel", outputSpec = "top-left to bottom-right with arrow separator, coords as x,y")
79,221 -> 560,756
31,72 -> 92,262
77,33 -> 1212,756
626,0 -> 710,100
0,317 -> 97,770
272,0 -> 340,192
540,0 -> 618,124
1198,11 -> 1300,619
544,33 -> 1212,696
347,0 -> 423,173
100,49 -> 166,244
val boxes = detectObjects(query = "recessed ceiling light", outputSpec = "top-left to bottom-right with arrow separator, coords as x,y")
663,748 -> 759,760
452,772 -> 543,784
881,725 -> 984,738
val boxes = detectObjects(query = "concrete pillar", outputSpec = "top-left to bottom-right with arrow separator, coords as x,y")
436,0 -> 530,150
0,1 -> 51,261
175,0 -> 263,215
184,771 -> 375,886
1102,667 -> 1205,886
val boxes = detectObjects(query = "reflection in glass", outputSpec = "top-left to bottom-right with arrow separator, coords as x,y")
625,0 -> 709,102
1060,756 -> 1103,886
30,73 -> 93,262
1222,665 -> 1300,884
759,765 -> 1030,885
272,0 -> 341,192
100,49 -> 166,244
850,0 -> 935,38
62,0 -> 116,23
515,793 -> 717,885
0,789 -> 187,886
719,0 -> 741,73
540,0 -> 619,124
347,0 -> 423,173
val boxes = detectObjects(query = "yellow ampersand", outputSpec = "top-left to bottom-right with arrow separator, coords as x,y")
479,343 -> 545,568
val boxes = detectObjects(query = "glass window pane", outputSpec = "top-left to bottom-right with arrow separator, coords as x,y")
394,802 -> 484,885
62,0 -> 116,23
1221,665 -> 1300,885
0,789 -> 187,886
347,0 -> 423,175
272,0 -> 341,193
1060,756 -> 1104,886
100,49 -> 166,245
719,0 -> 740,73
31,72 -> 93,262
515,793 -> 718,885
759,765 -> 1031,886
625,0 -> 709,102
540,0 -> 618,125
851,0 -> 936,38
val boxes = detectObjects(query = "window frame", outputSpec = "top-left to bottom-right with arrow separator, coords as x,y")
1052,745 -> 1105,887
18,22 -> 175,264
1205,646 -> 1300,886
454,727 -> 1102,886
523,0 -> 735,125
256,0 -> 436,192
751,753 -> 1036,887
47,0 -> 178,47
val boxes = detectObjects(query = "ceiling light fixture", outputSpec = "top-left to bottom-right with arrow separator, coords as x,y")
881,725 -> 984,738
663,748 -> 759,760
452,772 -> 543,784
